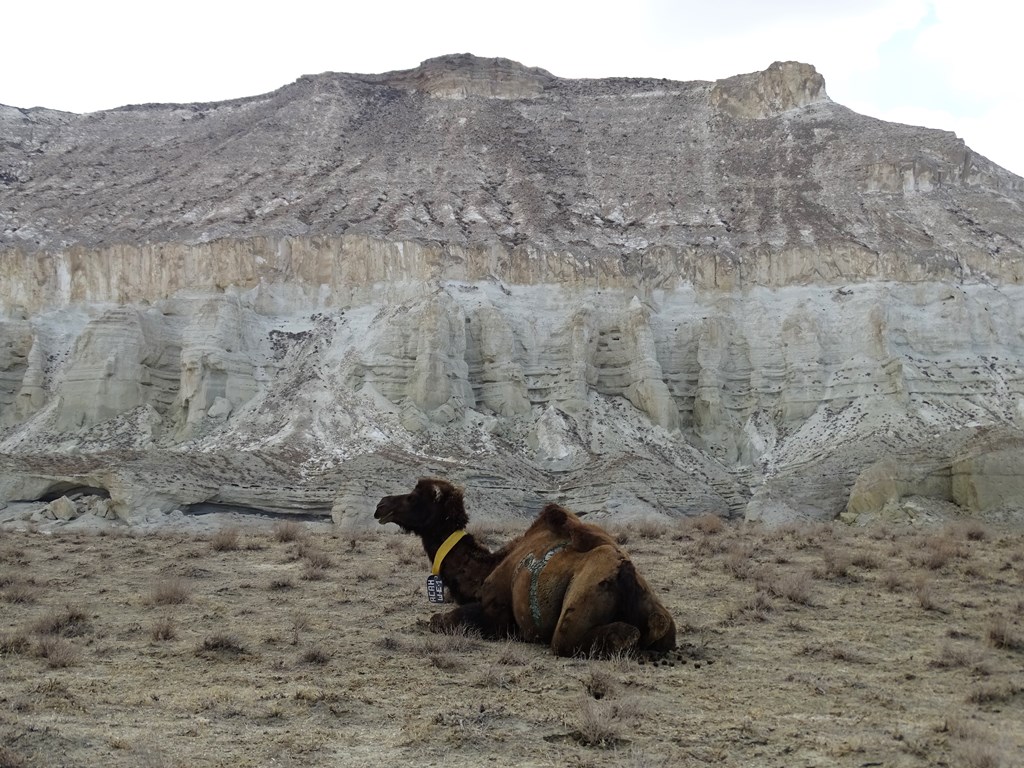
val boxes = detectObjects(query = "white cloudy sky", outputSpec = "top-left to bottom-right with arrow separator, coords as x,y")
3,0 -> 1021,176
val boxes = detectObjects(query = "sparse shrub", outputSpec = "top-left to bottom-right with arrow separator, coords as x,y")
850,550 -> 882,570
36,636 -> 79,668
150,577 -> 190,605
770,570 -> 814,605
986,615 -> 1023,651
882,569 -> 905,592
210,527 -> 241,552
377,636 -> 401,652
2,580 -> 39,604
724,544 -> 757,580
273,521 -> 304,543
428,652 -> 463,671
303,549 -> 333,569
300,564 -> 327,581
0,631 -> 32,656
574,697 -> 624,748
198,633 -> 246,656
930,642 -> 982,669
150,616 -> 177,641
959,520 -> 990,542
0,746 -> 31,768
952,741 -> 1006,768
914,576 -> 943,612
691,513 -> 725,535
629,519 -> 668,540
584,666 -> 617,700
32,605 -> 89,637
966,682 -> 1023,705
300,645 -> 330,665
495,641 -> 529,666
730,590 -> 774,622
822,547 -> 852,578
827,642 -> 868,664
290,613 -> 310,645
921,535 -> 962,570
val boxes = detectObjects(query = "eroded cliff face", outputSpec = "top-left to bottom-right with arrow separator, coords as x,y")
1,55 -> 1023,526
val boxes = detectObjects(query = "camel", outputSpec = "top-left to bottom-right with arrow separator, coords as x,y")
374,477 -> 676,657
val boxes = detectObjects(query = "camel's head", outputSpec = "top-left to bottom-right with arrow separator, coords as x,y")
374,478 -> 469,535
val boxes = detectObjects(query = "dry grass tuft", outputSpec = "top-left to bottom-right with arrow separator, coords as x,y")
850,550 -> 882,570
986,615 -> 1023,652
300,645 -> 330,665
150,616 -> 177,642
930,642 -> 983,669
724,544 -> 758,580
197,633 -> 246,656
0,746 -> 31,768
913,575 -> 944,612
150,577 -> 190,605
0,631 -> 33,657
1,580 -> 39,604
209,527 -> 241,552
628,520 -> 668,540
882,569 -> 905,592
966,682 -> 1023,705
770,570 -> 815,606
690,513 -> 726,535
36,636 -> 79,668
300,564 -> 328,582
920,535 -> 964,570
584,665 -> 617,700
573,697 -> 623,748
952,741 -> 1007,768
272,521 -> 305,543
32,605 -> 90,637
822,547 -> 853,579
495,640 -> 530,666
730,590 -> 774,622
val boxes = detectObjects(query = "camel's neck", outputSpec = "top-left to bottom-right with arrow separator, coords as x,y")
418,528 -> 500,605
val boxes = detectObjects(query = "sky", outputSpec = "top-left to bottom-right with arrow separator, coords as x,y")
3,0 -> 1021,177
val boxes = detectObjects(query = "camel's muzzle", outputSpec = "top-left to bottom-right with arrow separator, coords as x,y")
374,496 -> 400,525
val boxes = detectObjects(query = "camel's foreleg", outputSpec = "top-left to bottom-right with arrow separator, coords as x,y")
429,602 -> 517,639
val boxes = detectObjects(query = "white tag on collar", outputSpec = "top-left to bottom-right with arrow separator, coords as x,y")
426,575 -> 446,604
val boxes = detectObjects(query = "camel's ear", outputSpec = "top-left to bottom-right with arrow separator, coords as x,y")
433,482 -> 445,502
438,483 -> 467,527
413,477 -> 436,498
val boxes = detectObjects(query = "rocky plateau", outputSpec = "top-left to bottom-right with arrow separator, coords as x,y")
2,54 -> 1023,528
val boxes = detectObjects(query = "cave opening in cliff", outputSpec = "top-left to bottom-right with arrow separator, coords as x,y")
38,484 -> 112,502
181,501 -> 327,522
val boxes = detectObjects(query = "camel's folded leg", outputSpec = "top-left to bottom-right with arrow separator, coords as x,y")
550,573 -> 642,657
429,602 -> 516,639
554,620 -> 641,658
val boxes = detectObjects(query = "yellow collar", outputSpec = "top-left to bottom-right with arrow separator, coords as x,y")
432,530 -> 467,575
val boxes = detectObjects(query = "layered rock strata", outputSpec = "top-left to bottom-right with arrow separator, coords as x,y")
1,55 -> 1023,525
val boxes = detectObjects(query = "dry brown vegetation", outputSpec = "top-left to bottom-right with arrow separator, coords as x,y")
1,518 -> 1023,767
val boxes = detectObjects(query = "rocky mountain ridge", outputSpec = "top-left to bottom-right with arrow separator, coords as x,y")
1,54 -> 1023,527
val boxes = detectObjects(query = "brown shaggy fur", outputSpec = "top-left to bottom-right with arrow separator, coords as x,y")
375,478 -> 676,657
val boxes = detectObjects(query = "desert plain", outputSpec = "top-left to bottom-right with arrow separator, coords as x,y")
1,511 -> 1023,768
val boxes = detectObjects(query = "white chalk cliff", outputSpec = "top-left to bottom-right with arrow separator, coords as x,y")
1,55 -> 1023,526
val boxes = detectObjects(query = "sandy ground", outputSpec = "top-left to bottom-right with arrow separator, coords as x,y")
1,515 -> 1023,768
